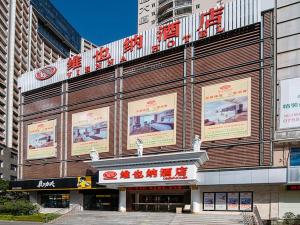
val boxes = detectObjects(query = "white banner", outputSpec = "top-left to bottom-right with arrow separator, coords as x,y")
279,78 -> 300,129
98,165 -> 197,184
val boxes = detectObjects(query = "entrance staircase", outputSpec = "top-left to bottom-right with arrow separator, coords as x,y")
51,211 -> 245,225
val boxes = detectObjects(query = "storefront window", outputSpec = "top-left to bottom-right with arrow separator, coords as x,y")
41,192 -> 70,208
203,192 -> 253,212
290,148 -> 300,166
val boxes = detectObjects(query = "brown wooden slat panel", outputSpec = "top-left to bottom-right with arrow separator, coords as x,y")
23,163 -> 60,179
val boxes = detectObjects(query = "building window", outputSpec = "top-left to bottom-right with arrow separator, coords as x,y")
196,4 -> 200,9
152,3 -> 155,7
0,149 -> 3,156
290,148 -> 300,166
10,176 -> 17,181
0,161 -> 3,168
151,20 -> 156,25
10,164 -> 17,172
152,11 -> 156,16
139,15 -> 149,25
11,152 -> 17,160
139,0 -> 150,3
0,173 -> 3,179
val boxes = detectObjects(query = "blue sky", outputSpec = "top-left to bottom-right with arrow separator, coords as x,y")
51,0 -> 138,46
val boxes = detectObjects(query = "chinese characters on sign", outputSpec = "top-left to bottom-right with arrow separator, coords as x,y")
29,6 -> 226,83
197,7 -> 224,38
98,165 -> 197,184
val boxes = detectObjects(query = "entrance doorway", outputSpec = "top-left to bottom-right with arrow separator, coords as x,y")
83,189 -> 119,211
127,186 -> 190,212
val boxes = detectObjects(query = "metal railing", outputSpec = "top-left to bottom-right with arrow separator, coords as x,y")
253,205 -> 263,225
241,205 -> 263,225
242,210 -> 256,225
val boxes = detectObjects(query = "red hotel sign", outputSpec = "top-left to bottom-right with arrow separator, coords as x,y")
98,165 -> 197,184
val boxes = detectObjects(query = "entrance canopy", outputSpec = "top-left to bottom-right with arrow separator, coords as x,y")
87,151 -> 209,188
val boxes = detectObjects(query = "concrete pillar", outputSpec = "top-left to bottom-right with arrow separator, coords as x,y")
191,186 -> 201,213
119,187 -> 126,212
29,192 -> 38,204
70,191 -> 83,211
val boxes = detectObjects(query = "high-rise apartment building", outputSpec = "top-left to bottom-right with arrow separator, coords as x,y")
0,0 -> 96,180
138,0 -> 230,33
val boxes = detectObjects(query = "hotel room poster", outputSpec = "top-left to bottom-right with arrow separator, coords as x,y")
201,78 -> 251,141
127,93 -> 177,149
72,107 -> 109,155
27,120 -> 57,159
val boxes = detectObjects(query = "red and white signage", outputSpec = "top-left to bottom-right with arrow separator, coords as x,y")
19,0 -> 261,92
35,66 -> 57,81
98,165 -> 197,184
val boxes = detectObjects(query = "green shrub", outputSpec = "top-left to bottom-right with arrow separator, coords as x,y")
0,200 -> 38,215
282,212 -> 296,225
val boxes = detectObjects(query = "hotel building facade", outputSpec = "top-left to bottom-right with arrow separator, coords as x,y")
11,0 -> 300,222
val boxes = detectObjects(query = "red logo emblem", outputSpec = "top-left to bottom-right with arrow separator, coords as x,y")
103,171 -> 117,180
35,66 -> 57,81
220,85 -> 231,91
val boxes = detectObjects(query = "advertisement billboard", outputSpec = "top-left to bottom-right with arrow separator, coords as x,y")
227,192 -> 239,211
203,193 -> 215,210
127,93 -> 177,149
72,107 -> 110,155
240,192 -> 253,211
27,120 -> 56,159
279,78 -> 300,129
201,78 -> 251,141
215,192 -> 227,210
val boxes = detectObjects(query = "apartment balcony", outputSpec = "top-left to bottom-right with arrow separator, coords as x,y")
0,12 -> 8,29
158,0 -> 173,7
0,53 -> 7,69
157,1 -> 173,16
0,13 -> 8,30
0,97 -> 5,107
0,113 -> 4,123
0,88 -> 5,97
0,0 -> 9,12
288,166 -> 300,183
174,0 -> 192,7
0,33 -> 7,47
157,10 -> 173,24
174,6 -> 192,17
0,77 -> 6,88
0,122 -> 5,131
0,105 -> 5,114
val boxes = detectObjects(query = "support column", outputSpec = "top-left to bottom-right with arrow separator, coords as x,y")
70,191 -> 83,211
191,186 -> 201,213
119,187 -> 126,212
